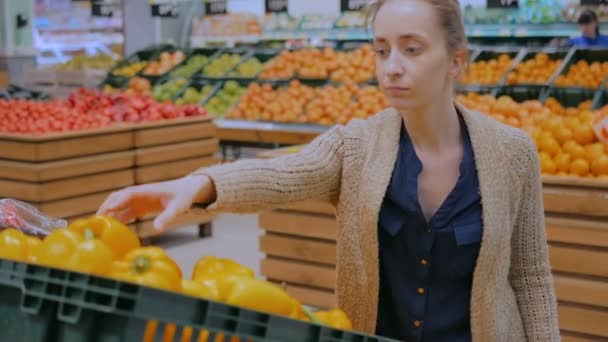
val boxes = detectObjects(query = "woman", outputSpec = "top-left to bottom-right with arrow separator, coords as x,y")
569,9 -> 608,47
99,0 -> 559,340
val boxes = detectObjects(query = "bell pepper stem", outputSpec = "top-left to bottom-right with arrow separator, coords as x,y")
133,256 -> 151,274
302,307 -> 322,324
84,228 -> 95,240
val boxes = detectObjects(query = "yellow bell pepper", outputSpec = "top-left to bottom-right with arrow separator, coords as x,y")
313,308 -> 353,330
192,256 -> 254,300
65,229 -> 115,276
68,215 -> 140,258
25,235 -> 42,263
36,228 -> 84,269
225,277 -> 302,318
181,279 -> 220,301
0,228 -> 28,261
110,247 -> 181,291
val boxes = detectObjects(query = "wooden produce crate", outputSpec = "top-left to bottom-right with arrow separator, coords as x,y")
133,116 -> 220,238
257,147 -> 608,339
543,176 -> 608,342
0,126 -> 135,220
22,68 -> 57,97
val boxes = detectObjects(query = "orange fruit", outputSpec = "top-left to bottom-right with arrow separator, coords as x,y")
573,125 -> 595,145
554,126 -> 573,145
554,153 -> 572,173
564,141 -> 586,160
591,154 -> 608,177
584,143 -> 605,164
538,136 -> 561,157
569,158 -> 590,177
540,156 -> 557,174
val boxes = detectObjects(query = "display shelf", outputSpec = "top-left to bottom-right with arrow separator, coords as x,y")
257,146 -> 608,339
190,23 -> 583,47
216,119 -> 327,145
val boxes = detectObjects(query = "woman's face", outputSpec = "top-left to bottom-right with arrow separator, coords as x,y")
580,21 -> 598,38
373,0 -> 464,111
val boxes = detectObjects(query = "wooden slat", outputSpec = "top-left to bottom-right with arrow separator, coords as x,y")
554,275 -> 608,307
543,175 -> 608,190
260,234 -> 337,265
0,169 -> 133,202
259,211 -> 338,240
279,202 -> 336,216
0,151 -> 134,182
261,257 -> 336,290
135,139 -> 218,166
37,131 -> 133,162
135,156 -> 216,184
561,331 -> 605,342
37,191 -> 113,219
546,216 -> 608,248
549,245 -> 608,277
558,304 -> 608,338
257,146 -> 303,159
543,185 -> 608,218
134,121 -> 216,147
216,127 -> 260,143
270,281 -> 336,309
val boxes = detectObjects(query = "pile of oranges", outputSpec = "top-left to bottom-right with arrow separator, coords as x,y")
505,53 -> 562,85
554,60 -> 608,89
459,54 -> 514,86
259,45 -> 375,83
457,92 -> 608,177
228,81 -> 387,126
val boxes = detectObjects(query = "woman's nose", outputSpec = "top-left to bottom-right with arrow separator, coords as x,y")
385,52 -> 404,78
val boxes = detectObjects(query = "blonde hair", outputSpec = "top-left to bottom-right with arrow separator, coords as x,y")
365,0 -> 468,55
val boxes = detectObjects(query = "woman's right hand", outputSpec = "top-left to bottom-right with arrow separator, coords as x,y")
97,174 -> 216,232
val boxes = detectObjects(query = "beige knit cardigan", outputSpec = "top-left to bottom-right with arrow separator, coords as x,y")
191,105 -> 560,341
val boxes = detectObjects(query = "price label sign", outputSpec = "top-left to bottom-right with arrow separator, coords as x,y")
91,0 -> 118,17
151,3 -> 180,17
340,0 -> 367,12
265,0 -> 288,13
486,0 -> 519,8
205,0 -> 227,16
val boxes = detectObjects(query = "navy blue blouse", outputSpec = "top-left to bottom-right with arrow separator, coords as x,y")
375,114 -> 483,342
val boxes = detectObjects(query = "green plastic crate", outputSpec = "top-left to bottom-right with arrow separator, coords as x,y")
0,259 -> 399,342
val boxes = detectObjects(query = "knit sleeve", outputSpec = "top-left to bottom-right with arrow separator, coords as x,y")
508,132 -> 560,341
188,124 -> 346,214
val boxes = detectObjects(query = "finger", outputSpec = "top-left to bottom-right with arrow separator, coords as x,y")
116,208 -> 138,224
153,200 -> 184,232
97,190 -> 133,215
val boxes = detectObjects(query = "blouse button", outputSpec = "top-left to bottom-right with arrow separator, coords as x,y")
417,288 -> 425,295
413,320 -> 421,328
420,258 -> 428,266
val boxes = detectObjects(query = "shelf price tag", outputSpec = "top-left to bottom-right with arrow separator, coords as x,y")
205,0 -> 227,16
340,0 -> 367,12
150,2 -> 180,18
486,0 -> 519,8
91,0 -> 119,17
265,0 -> 288,13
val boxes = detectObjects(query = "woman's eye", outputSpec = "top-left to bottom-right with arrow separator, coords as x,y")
374,48 -> 389,57
404,45 -> 422,55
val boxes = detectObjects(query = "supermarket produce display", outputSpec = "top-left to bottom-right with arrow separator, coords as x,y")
0,213 -> 399,342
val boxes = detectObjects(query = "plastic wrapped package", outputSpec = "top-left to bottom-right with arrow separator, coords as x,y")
0,199 -> 66,237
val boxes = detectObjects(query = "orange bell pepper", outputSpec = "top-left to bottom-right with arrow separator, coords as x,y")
313,308 -> 353,330
110,246 -> 181,291
0,228 -> 28,261
68,215 -> 140,258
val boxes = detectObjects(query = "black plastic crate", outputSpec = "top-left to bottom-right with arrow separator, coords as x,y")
459,48 -> 524,87
541,87 -> 600,108
98,74 -> 129,91
203,79 -> 252,118
139,46 -> 188,84
169,48 -> 222,79
174,78 -> 221,106
108,45 -> 174,80
592,89 -> 608,110
551,48 -> 608,90
0,259 -> 399,342
200,49 -> 253,79
498,85 -> 545,102
504,48 -> 571,87
225,49 -> 279,81
150,76 -> 190,102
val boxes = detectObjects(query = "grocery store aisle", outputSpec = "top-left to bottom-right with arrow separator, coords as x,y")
154,214 -> 264,279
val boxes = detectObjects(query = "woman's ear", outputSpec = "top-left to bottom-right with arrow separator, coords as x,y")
449,49 -> 468,79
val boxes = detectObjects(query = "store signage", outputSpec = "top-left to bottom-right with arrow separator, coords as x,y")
580,0 -> 608,4
486,0 -> 519,8
91,0 -> 118,17
205,0 -> 227,16
265,0 -> 288,13
340,0 -> 367,12
150,2 -> 180,18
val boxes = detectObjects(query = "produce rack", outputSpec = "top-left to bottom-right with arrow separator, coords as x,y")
257,147 -> 608,341
23,67 -> 107,99
0,116 -> 219,239
0,258 -> 399,342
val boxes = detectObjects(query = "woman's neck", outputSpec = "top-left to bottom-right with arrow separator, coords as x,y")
401,98 -> 461,154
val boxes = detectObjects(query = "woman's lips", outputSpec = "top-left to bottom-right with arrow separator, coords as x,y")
384,87 -> 410,96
